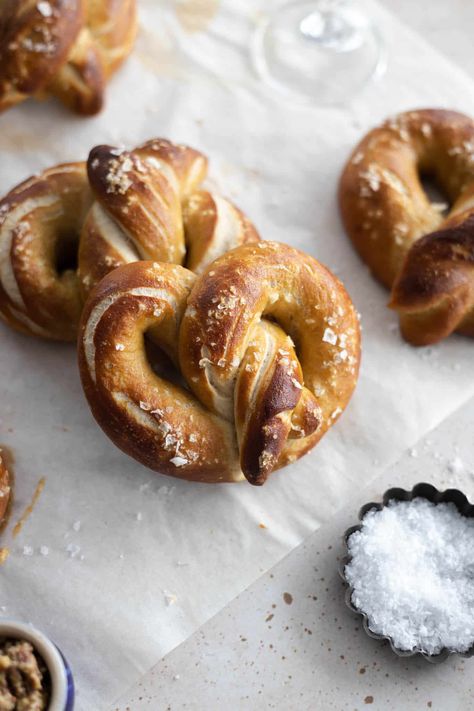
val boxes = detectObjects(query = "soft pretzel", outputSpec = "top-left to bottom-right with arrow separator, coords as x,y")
0,163 -> 91,339
0,450 -> 12,530
78,242 -> 361,485
0,139 -> 260,340
0,0 -> 137,115
339,109 -> 474,345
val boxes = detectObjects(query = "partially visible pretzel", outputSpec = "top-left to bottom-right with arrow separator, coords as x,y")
0,0 -> 137,115
78,242 -> 360,485
0,163 -> 91,339
0,139 -> 260,340
339,109 -> 474,345
0,450 -> 12,530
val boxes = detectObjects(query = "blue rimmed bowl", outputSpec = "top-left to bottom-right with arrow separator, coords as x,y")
0,620 -> 74,709
339,482 -> 474,664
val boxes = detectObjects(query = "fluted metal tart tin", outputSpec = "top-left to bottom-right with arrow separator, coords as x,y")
339,482 -> 474,664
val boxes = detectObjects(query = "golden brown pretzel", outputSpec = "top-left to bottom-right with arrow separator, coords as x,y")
78,242 -> 361,485
0,163 -> 91,340
0,139 -> 260,340
339,109 -> 474,345
0,449 -> 12,530
0,0 -> 137,115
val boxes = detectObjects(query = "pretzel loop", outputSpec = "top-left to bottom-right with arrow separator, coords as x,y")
339,109 -> 474,345
79,139 -> 209,291
0,163 -> 91,339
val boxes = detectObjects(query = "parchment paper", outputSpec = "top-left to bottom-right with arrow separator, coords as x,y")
1,1 -> 473,708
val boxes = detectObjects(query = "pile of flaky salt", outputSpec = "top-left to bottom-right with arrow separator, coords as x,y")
345,497 -> 474,655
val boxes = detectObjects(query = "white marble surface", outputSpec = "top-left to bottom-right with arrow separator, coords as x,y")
114,397 -> 474,710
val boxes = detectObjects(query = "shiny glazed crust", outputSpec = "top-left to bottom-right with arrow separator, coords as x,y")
339,109 -> 474,345
78,242 -> 361,485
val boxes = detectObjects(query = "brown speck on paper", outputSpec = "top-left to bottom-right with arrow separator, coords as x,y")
283,592 -> 293,605
13,477 -> 46,538
176,0 -> 220,33
364,696 -> 374,704
0,547 -> 9,565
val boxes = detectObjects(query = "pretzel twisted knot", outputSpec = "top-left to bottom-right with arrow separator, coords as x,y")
78,242 -> 361,485
339,109 -> 474,345
0,0 -> 137,115
0,139 -> 259,340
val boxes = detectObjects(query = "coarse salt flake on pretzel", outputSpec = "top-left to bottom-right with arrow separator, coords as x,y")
78,241 -> 361,485
0,139 -> 260,340
0,0 -> 138,115
339,109 -> 474,345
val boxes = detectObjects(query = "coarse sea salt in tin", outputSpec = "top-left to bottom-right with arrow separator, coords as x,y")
341,483 -> 474,661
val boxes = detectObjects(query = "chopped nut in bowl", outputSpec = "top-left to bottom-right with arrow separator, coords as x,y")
0,621 -> 74,710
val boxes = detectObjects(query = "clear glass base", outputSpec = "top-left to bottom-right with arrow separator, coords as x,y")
252,0 -> 386,106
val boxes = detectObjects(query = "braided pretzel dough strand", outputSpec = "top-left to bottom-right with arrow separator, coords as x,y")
181,241 -> 361,485
0,0 -> 137,115
232,319 -> 321,485
390,219 -> 474,345
79,139 -> 208,292
339,108 -> 474,345
0,450 -> 12,529
79,139 -> 260,293
183,190 -> 260,274
78,261 -> 243,483
0,139 -> 260,340
0,163 -> 92,340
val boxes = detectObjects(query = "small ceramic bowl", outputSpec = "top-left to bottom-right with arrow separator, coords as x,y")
0,619 -> 74,709
339,482 -> 474,664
